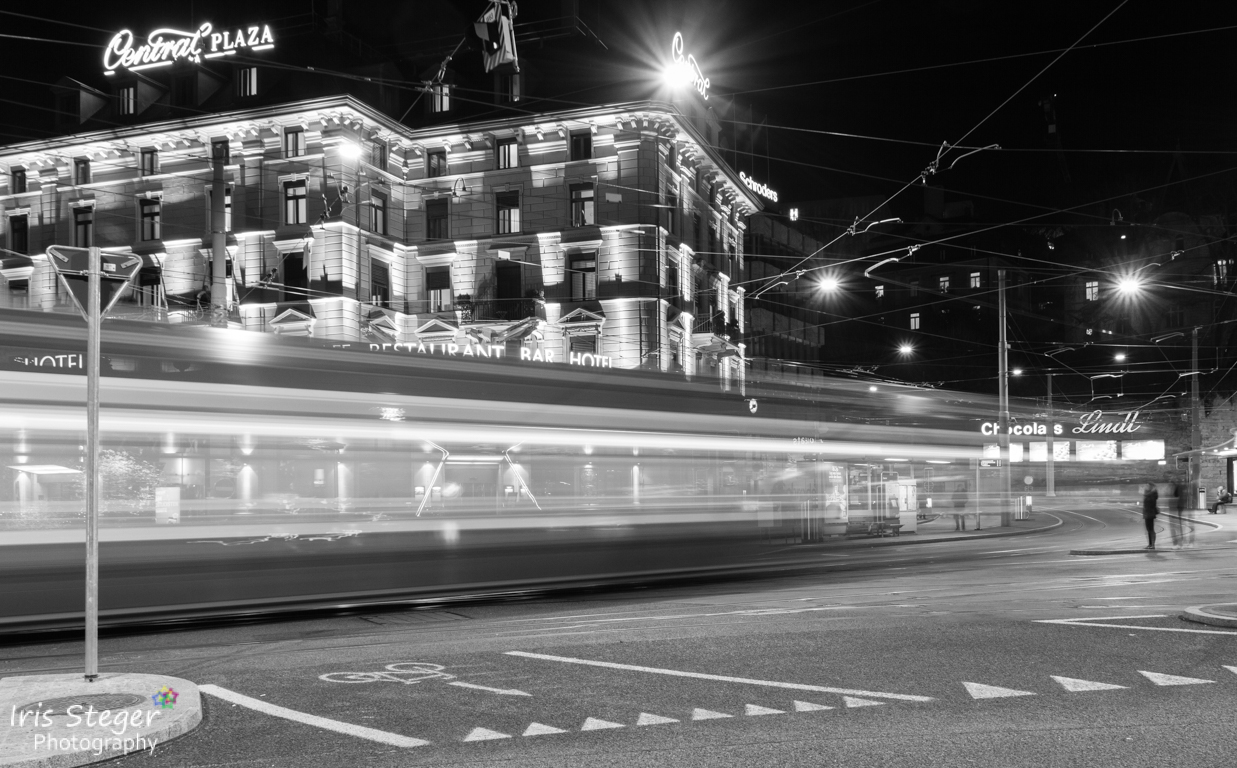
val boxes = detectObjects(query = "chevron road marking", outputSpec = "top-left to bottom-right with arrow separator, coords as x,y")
1035,615 -> 1237,635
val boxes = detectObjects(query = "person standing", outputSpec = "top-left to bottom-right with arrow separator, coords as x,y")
1169,480 -> 1185,548
1142,482 -> 1159,550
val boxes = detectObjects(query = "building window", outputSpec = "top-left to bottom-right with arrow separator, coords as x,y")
496,138 -> 518,170
874,284 -> 885,299
9,215 -> 28,255
1085,280 -> 1099,301
427,150 -> 447,178
1166,307 -> 1185,328
209,186 -> 232,232
496,191 -> 520,234
426,266 -> 452,311
74,159 -> 90,186
667,261 -> 679,293
569,335 -> 597,354
570,183 -> 595,227
426,198 -> 449,240
1215,258 -> 1233,285
237,66 -> 258,97
569,252 -> 597,300
430,84 -> 451,113
74,208 -> 93,248
570,132 -> 592,161
212,138 -> 230,165
139,199 -> 161,241
371,259 -> 390,307
11,169 -> 26,194
371,141 -> 387,171
140,148 -> 158,176
498,72 -> 521,103
370,191 -> 387,235
939,275 -> 950,293
284,180 -> 307,225
910,280 -> 919,297
283,128 -> 305,158
118,85 -> 136,116
970,271 -> 981,288
910,312 -> 920,330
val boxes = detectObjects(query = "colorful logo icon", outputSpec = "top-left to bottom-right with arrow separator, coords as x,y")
151,686 -> 178,709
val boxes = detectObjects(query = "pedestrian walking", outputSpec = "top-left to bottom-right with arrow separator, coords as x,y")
1208,486 -> 1231,514
1141,482 -> 1159,550
952,482 -> 968,530
1169,479 -> 1185,548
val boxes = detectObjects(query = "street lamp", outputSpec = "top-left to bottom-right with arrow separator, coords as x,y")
818,275 -> 841,293
898,343 -> 913,356
1116,276 -> 1143,295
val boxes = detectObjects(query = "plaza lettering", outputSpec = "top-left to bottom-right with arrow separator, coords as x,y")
103,22 -> 275,72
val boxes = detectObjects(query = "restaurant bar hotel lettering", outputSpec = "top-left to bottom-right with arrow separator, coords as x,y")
103,22 -> 275,73
358,342 -> 613,367
980,410 -> 1144,437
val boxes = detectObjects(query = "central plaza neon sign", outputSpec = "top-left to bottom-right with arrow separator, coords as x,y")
103,22 -> 275,74
670,32 -> 710,100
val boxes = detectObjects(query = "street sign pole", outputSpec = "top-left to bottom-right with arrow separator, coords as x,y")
85,247 -> 100,682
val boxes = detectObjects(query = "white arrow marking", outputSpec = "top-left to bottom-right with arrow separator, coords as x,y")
199,685 -> 429,748
1224,666 -> 1237,676
636,712 -> 679,726
523,723 -> 567,736
1139,671 -> 1214,686
962,682 -> 1037,699
1051,676 -> 1126,692
1035,616 -> 1237,636
691,708 -> 733,720
463,727 -> 511,742
448,681 -> 531,696
581,717 -> 625,731
745,704 -> 785,716
794,700 -> 834,712
504,651 -> 933,701
843,697 -> 884,708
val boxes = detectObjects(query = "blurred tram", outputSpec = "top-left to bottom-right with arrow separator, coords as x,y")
0,309 -> 986,632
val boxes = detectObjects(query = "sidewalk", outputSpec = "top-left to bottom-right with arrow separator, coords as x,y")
1181,603 -> 1237,629
0,673 -> 201,767
1068,507 -> 1231,556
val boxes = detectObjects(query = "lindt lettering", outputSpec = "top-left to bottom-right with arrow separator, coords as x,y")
1072,410 -> 1143,435
103,22 -> 275,73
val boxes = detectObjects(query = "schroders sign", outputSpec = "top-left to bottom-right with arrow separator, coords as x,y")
739,172 -> 778,203
103,22 -> 275,74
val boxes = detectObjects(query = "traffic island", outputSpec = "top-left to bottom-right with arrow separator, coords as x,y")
0,673 -> 201,767
1180,603 -> 1237,629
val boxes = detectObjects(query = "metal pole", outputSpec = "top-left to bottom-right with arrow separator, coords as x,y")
1046,372 -> 1055,496
1191,326 -> 1201,507
998,269 -> 1011,526
85,247 -> 100,682
210,143 -> 228,328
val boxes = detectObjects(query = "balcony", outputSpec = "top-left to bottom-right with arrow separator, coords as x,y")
464,298 -> 542,324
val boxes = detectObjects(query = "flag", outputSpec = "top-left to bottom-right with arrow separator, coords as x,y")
474,1 -> 519,73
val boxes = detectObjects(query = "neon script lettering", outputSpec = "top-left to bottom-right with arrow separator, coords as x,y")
670,32 -> 709,100
104,23 -> 274,72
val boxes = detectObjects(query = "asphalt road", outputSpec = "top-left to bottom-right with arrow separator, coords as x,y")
2,502 -> 1234,767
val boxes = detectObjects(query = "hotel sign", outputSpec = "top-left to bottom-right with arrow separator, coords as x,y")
103,22 -> 275,73
336,342 -> 614,368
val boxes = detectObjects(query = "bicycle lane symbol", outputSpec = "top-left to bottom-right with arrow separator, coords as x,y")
319,662 -> 531,696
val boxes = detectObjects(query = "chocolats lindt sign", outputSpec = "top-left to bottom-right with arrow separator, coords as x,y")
103,22 -> 275,73
978,410 -> 1144,436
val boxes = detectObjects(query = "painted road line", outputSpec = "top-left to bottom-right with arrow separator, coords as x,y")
580,717 -> 624,731
1051,676 -> 1126,692
522,723 -> 567,736
504,651 -> 934,702
691,708 -> 733,720
1225,666 -> 1237,676
745,704 -> 785,716
198,684 -> 429,748
448,681 -> 531,696
843,697 -> 884,708
636,713 -> 679,726
1139,671 -> 1214,686
463,727 -> 510,742
1036,616 -> 1237,636
794,701 -> 833,712
962,682 -> 1036,700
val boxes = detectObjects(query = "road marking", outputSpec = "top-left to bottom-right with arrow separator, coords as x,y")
1051,676 -> 1126,692
199,684 -> 429,748
636,713 -> 679,726
448,681 -> 531,696
962,682 -> 1036,699
1225,666 -> 1237,676
1139,671 -> 1214,686
843,697 -> 884,708
691,708 -> 732,720
463,727 -> 510,742
794,701 -> 833,712
504,651 -> 934,702
581,717 -> 624,731
1036,616 -> 1237,636
523,723 -> 567,736
745,704 -> 784,716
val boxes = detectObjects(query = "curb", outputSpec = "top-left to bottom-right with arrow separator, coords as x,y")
0,673 -> 201,768
1180,604 -> 1237,629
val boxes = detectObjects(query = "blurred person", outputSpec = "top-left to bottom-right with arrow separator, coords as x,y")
1141,482 -> 1159,550
952,482 -> 968,530
1208,486 -> 1232,514
1169,478 -> 1185,548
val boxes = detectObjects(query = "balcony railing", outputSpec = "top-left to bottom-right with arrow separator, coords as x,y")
463,299 -> 541,323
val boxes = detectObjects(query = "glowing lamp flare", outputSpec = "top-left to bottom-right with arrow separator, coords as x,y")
1116,276 -> 1143,294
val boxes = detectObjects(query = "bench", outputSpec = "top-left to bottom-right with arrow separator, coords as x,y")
847,520 -> 903,537
950,512 -> 1006,530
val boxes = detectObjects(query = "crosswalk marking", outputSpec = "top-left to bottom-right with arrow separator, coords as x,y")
691,708 -> 733,720
1139,671 -> 1214,686
463,727 -> 510,742
636,713 -> 679,726
744,704 -> 785,716
962,682 -> 1037,699
522,723 -> 567,736
794,701 -> 834,712
843,696 -> 884,708
580,717 -> 625,731
1051,676 -> 1126,692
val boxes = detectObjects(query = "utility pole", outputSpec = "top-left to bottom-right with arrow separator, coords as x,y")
998,269 -> 1012,525
1191,326 -> 1201,507
1046,372 -> 1055,497
210,141 -> 228,328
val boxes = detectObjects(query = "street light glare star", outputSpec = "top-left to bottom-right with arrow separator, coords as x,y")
819,277 -> 840,292
1115,353 -> 1126,361
898,344 -> 913,355
1012,368 -> 1023,375
1116,277 -> 1142,294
